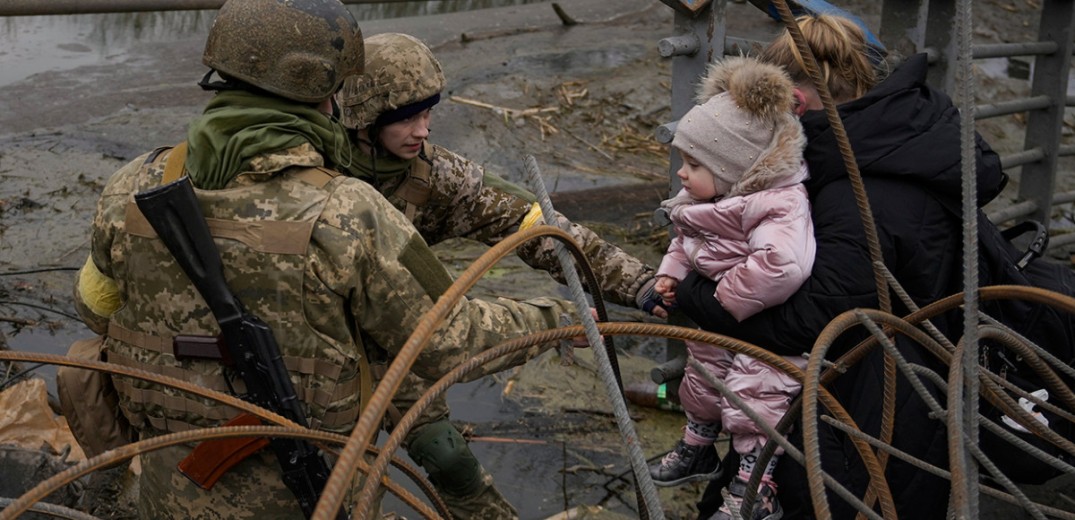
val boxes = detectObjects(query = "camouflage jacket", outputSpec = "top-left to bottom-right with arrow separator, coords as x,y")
80,142 -> 573,518
377,144 -> 656,308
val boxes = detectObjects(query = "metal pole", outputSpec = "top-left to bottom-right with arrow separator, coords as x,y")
1018,0 -> 1075,229
952,0 -> 980,514
0,0 -> 432,17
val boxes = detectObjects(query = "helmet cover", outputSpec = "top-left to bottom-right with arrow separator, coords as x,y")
203,0 -> 364,103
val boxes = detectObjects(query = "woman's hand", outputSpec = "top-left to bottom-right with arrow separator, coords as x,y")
571,308 -> 602,347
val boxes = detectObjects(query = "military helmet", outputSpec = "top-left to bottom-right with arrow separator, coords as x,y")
338,33 -> 445,129
202,0 -> 364,103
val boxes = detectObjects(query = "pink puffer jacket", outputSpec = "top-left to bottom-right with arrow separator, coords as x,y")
657,164 -> 816,322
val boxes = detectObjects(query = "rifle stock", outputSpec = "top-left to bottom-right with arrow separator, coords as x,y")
133,176 -> 344,519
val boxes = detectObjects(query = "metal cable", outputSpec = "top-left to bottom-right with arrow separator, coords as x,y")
767,0 -> 888,311
953,0 -> 982,513
354,317 -> 896,518
983,365 -> 1075,426
359,316 -> 909,517
978,325 -> 1075,412
669,322 -> 896,518
911,365 -> 1075,479
8,286 -> 1073,517
522,154 -> 663,520
857,312 -> 1042,520
877,262 -> 1075,458
0,267 -> 79,276
977,361 -> 1075,457
979,313 -> 1075,382
838,307 -> 1075,457
789,284 -> 1075,519
803,313 -> 905,519
855,313 -> 1023,520
875,261 -> 955,353
881,307 -> 1075,458
877,259 -> 1075,427
819,414 -> 1075,520
6,286 -> 1074,517
0,362 -> 46,391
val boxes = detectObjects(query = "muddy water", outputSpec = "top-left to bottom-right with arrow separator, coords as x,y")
0,1 -> 549,87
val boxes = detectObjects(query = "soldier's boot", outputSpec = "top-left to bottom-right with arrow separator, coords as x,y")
407,420 -> 518,520
439,470 -> 518,520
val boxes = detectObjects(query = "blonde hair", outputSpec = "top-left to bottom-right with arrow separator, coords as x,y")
760,14 -> 877,104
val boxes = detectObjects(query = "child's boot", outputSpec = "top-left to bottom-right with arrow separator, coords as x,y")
648,439 -> 722,486
711,475 -> 782,520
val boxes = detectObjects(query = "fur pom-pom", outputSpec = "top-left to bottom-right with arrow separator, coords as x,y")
695,56 -> 795,124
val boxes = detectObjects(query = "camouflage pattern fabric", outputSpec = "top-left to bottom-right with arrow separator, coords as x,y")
338,33 -> 445,130
80,142 -> 575,518
138,445 -> 381,519
439,470 -> 519,520
380,144 -> 656,308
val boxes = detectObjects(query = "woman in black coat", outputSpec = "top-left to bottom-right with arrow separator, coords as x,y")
680,14 -> 1007,519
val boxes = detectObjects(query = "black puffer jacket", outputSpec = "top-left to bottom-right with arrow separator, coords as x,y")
680,54 -> 1006,519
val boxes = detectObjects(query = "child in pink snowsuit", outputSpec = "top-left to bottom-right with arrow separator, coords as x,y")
647,56 -> 815,520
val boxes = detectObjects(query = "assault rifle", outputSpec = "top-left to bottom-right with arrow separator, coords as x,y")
134,176 -> 344,520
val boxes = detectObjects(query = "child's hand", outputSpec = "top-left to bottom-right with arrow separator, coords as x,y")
654,277 -> 679,303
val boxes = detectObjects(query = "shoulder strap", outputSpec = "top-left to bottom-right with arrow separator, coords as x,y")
392,142 -> 433,221
288,166 -> 340,189
161,141 -> 188,185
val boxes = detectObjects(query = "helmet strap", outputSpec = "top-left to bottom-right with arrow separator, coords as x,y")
198,70 -> 298,104
367,125 -> 390,159
198,69 -> 243,92
329,96 -> 342,119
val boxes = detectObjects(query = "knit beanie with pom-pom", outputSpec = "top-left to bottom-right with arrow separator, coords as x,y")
670,56 -> 806,199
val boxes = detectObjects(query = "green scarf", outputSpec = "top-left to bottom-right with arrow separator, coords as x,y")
346,143 -> 412,187
346,142 -> 537,204
185,90 -> 357,190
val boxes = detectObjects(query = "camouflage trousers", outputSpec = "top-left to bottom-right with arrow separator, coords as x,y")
439,471 -> 519,520
137,444 -> 376,519
133,370 -> 514,519
138,443 -> 514,520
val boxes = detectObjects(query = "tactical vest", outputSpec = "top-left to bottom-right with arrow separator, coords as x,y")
104,147 -> 368,435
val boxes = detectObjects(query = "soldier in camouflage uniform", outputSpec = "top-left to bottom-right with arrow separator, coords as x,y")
335,33 -> 664,519
72,1 -> 576,518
